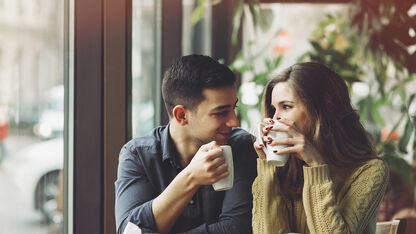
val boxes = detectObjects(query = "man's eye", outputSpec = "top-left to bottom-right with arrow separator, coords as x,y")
214,111 -> 228,116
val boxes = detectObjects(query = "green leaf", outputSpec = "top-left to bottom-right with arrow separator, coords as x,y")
370,101 -> 385,127
191,0 -> 207,25
247,0 -> 258,28
231,0 -> 243,46
252,72 -> 268,84
265,59 -> 272,70
381,153 -> 414,192
273,56 -> 283,69
407,93 -> 415,108
357,98 -> 369,123
310,41 -> 324,53
398,116 -> 414,154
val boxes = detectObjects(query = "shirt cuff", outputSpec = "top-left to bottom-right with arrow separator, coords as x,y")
303,164 -> 331,185
129,199 -> 157,232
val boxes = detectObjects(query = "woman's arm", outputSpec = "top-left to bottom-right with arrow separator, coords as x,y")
302,159 -> 389,234
252,159 -> 292,234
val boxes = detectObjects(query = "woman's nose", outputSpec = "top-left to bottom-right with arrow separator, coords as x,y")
273,111 -> 281,120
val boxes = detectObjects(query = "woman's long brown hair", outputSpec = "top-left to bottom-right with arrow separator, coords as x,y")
262,62 -> 376,195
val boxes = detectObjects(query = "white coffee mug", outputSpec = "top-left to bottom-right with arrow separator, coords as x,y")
212,145 -> 234,191
258,121 -> 290,167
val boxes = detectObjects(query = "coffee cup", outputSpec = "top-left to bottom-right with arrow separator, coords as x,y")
212,145 -> 234,191
258,121 -> 290,167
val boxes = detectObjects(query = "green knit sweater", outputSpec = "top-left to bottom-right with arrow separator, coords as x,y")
252,158 -> 389,234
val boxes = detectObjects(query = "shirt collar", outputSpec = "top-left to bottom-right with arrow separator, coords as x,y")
160,123 -> 182,170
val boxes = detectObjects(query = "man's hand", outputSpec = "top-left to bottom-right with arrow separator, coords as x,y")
152,141 -> 229,234
184,141 -> 229,186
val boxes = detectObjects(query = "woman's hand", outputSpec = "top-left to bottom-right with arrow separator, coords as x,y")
257,118 -> 326,167
253,118 -> 274,160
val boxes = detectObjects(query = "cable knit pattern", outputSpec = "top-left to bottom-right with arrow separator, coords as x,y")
252,158 -> 389,234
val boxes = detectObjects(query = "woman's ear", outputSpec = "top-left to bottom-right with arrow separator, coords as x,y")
172,105 -> 188,126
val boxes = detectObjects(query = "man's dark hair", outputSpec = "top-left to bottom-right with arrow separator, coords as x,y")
162,54 -> 236,117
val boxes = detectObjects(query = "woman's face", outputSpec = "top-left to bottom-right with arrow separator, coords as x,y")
271,82 -> 311,135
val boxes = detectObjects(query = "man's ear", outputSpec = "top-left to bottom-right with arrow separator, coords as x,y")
172,105 -> 188,125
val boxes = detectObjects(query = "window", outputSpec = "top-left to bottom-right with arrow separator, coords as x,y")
0,0 -> 65,233
237,3 -> 350,131
131,0 -> 160,138
182,0 -> 212,56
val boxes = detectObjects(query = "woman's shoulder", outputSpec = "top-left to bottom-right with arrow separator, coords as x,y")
361,157 -> 388,170
353,157 -> 389,180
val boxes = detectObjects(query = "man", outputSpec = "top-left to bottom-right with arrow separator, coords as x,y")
115,55 -> 257,234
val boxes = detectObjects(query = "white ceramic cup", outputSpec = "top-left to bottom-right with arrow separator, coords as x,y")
258,121 -> 290,167
212,145 -> 234,191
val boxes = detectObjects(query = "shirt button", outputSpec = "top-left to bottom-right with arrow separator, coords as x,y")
189,200 -> 194,205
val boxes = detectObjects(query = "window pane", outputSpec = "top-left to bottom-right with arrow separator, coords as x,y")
132,0 -> 159,138
0,1 -> 64,233
182,0 -> 212,56
237,3 -> 350,131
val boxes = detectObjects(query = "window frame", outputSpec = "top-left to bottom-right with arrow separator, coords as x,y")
70,0 -> 182,233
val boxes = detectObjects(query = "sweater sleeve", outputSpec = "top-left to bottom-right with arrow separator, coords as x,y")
252,159 -> 292,234
302,159 -> 389,234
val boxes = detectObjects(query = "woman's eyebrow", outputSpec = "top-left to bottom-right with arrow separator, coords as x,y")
279,100 -> 295,104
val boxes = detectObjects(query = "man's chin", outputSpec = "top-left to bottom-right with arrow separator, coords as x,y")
216,132 -> 231,145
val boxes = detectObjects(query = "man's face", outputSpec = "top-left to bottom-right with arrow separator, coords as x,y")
186,85 -> 239,146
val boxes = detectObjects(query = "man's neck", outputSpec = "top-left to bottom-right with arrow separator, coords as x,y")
169,122 -> 199,168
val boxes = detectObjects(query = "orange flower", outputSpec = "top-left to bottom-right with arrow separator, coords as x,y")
381,127 -> 399,144
271,30 -> 292,55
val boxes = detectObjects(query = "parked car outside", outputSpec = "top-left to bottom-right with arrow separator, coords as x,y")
2,138 -> 63,223
33,85 -> 64,140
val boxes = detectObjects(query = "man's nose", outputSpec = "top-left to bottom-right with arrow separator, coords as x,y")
226,111 -> 240,127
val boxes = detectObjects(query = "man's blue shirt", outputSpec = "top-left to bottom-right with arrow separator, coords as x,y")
115,125 -> 257,234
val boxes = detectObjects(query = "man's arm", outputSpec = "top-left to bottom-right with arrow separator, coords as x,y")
115,145 -> 158,234
152,141 -> 230,234
115,141 -> 230,234
186,134 -> 258,234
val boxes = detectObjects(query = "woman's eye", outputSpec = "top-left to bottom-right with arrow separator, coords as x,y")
283,105 -> 292,110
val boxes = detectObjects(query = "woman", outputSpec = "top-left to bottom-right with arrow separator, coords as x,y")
252,62 -> 389,234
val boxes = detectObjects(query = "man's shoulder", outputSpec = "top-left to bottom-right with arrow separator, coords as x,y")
227,128 -> 257,161
122,126 -> 166,156
228,128 -> 254,146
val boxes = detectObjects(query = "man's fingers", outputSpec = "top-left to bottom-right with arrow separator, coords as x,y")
214,168 -> 230,181
205,155 -> 225,171
204,147 -> 223,161
201,140 -> 221,151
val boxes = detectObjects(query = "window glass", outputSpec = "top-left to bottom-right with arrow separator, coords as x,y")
131,0 -> 158,138
182,0 -> 212,56
236,3 -> 350,131
0,0 -> 64,233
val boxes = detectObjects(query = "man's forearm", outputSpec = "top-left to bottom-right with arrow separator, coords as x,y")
152,169 -> 200,234
186,212 -> 252,234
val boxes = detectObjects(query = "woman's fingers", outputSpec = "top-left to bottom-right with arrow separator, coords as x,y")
262,118 -> 274,125
267,136 -> 302,146
253,139 -> 266,159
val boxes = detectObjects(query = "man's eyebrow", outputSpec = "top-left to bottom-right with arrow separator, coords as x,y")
211,99 -> 239,112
